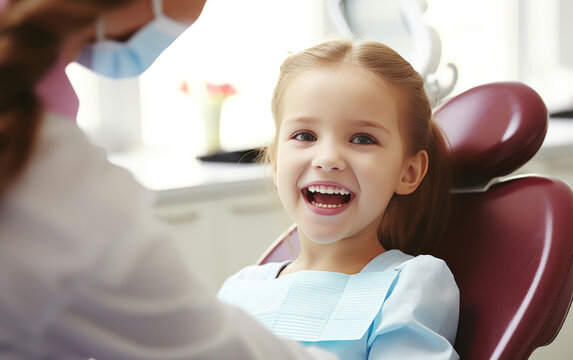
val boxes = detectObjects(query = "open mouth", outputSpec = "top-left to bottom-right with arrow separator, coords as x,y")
302,185 -> 352,209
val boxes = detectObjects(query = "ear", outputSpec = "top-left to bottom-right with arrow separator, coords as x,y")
396,150 -> 428,195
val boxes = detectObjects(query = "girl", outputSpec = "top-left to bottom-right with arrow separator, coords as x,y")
218,39 -> 460,359
0,0 -> 337,359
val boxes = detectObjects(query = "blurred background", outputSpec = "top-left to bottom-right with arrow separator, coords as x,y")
66,0 -> 572,358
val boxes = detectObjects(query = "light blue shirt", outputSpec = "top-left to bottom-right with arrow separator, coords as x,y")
218,250 -> 459,359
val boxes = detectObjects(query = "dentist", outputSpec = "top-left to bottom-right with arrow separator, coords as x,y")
0,0 -> 337,359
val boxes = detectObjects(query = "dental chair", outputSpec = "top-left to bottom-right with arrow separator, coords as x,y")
257,82 -> 573,360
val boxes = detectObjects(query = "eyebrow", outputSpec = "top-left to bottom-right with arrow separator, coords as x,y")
350,119 -> 392,136
285,117 -> 318,125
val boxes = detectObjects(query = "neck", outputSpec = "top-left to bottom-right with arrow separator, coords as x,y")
35,58 -> 79,121
285,229 -> 385,276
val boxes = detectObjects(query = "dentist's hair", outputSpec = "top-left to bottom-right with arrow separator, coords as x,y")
0,0 -> 133,198
268,39 -> 452,255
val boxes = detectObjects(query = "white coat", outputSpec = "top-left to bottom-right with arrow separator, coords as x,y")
0,112 -> 338,360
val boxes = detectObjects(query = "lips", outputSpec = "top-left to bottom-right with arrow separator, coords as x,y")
301,183 -> 353,215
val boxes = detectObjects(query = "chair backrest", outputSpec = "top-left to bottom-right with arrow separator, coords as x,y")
257,82 -> 573,360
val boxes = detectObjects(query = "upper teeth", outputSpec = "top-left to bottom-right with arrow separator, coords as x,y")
307,185 -> 350,195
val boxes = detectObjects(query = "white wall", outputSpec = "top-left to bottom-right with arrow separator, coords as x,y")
138,0 -> 326,154
425,0 -> 573,112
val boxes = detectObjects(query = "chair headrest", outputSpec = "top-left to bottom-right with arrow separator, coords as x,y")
435,82 -> 548,187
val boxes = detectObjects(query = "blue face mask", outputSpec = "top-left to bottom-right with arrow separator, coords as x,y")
76,0 -> 190,79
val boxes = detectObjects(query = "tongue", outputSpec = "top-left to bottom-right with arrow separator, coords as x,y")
313,193 -> 348,205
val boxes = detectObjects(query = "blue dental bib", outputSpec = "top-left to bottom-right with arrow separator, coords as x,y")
218,269 -> 399,342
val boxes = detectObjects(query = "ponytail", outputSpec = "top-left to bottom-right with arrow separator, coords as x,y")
0,0 -> 132,198
0,6 -> 57,197
379,121 -> 452,255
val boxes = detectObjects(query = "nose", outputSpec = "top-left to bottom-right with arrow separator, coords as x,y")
311,140 -> 346,171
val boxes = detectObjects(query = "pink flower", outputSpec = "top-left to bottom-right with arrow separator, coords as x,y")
205,82 -> 237,100
178,81 -> 237,101
179,80 -> 190,94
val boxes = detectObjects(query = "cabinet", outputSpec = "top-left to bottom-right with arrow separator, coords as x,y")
154,180 -> 292,291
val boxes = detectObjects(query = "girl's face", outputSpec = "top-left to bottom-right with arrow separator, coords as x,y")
273,65 -> 427,246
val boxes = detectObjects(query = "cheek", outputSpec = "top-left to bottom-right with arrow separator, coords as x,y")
274,167 -> 299,219
359,171 -> 397,219
274,150 -> 295,192
274,147 -> 309,203
357,157 -> 404,195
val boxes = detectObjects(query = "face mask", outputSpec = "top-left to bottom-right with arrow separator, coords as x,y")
76,0 -> 190,79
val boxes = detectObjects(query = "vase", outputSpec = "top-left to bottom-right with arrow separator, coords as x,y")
201,101 -> 223,154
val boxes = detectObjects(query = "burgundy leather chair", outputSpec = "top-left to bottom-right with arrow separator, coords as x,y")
257,82 -> 573,360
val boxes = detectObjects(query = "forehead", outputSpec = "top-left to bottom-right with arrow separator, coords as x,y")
279,65 -> 403,132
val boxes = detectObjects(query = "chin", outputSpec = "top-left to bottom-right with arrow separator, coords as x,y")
299,227 -> 343,245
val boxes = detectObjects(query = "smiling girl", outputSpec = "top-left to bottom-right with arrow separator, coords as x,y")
218,39 -> 459,359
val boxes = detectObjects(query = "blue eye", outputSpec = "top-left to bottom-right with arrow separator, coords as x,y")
293,131 -> 316,142
351,134 -> 377,145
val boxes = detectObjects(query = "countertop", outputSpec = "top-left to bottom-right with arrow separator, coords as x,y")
108,146 -> 273,203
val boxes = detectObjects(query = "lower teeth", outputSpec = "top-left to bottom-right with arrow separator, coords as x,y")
311,201 -> 343,209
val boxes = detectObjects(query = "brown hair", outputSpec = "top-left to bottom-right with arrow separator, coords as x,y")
0,0 -> 132,198
268,39 -> 452,255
